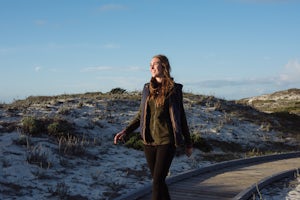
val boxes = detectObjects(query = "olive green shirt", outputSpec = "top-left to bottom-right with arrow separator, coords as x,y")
148,98 -> 173,145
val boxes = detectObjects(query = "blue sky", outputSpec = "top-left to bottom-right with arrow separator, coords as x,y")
1,0 -> 300,103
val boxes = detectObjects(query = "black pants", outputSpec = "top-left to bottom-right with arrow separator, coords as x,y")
144,144 -> 175,200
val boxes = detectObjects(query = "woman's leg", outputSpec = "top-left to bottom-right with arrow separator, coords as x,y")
144,145 -> 156,177
144,144 -> 175,200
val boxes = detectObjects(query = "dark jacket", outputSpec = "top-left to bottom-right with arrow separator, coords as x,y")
125,83 -> 192,148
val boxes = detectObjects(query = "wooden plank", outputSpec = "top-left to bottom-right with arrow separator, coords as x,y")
133,155 -> 300,200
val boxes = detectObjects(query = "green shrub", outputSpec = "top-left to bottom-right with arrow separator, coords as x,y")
124,132 -> 144,151
47,118 -> 74,137
22,116 -> 74,137
191,134 -> 212,152
109,88 -> 126,94
48,122 -> 62,136
21,116 -> 44,135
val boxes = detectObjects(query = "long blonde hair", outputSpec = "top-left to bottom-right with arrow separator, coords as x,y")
149,54 -> 175,107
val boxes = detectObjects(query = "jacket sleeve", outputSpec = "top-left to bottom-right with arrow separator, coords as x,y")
177,86 -> 193,148
124,109 -> 141,134
124,84 -> 148,134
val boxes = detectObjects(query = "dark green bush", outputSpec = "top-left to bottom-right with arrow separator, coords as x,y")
124,132 -> 144,151
47,119 -> 73,137
22,116 -> 74,137
48,122 -> 64,136
21,116 -> 44,135
109,88 -> 126,94
191,134 -> 212,152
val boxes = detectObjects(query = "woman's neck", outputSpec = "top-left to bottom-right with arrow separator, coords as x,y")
155,77 -> 162,83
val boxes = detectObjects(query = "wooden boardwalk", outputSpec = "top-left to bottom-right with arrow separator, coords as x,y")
116,152 -> 300,200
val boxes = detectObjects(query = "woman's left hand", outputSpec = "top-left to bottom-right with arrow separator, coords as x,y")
185,147 -> 193,157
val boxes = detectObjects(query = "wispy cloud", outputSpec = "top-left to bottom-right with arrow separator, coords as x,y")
186,77 -> 277,88
128,66 -> 144,71
81,66 -> 113,72
97,4 -> 128,12
102,43 -> 121,49
186,59 -> 300,90
33,66 -> 59,73
49,68 -> 58,73
81,65 -> 144,72
279,59 -> 300,83
34,19 -> 47,26
34,66 -> 42,72
0,48 -> 11,55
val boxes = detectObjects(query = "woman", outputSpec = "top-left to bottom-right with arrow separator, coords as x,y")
114,54 -> 193,200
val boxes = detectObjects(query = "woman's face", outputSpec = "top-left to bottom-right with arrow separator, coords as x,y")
150,57 -> 163,78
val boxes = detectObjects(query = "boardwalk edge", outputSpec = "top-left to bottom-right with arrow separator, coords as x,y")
233,167 -> 300,200
114,151 -> 300,200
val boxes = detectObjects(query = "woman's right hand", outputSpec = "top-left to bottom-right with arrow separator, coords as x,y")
114,130 -> 126,144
